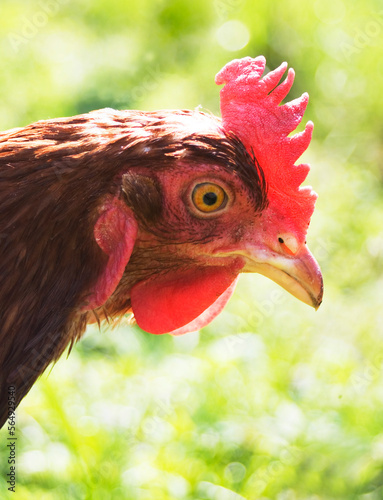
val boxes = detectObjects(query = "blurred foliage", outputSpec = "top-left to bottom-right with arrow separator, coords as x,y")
1,0 -> 383,499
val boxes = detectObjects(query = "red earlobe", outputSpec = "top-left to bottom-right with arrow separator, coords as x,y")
84,198 -> 138,311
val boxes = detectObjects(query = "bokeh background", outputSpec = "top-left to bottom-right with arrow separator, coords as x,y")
1,0 -> 383,499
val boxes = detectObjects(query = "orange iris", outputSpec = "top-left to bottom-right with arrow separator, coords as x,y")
192,183 -> 227,213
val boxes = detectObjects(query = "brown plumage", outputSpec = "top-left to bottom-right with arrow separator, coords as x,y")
0,108 -> 267,426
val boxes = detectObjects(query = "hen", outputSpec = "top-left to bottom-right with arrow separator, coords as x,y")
0,56 -> 322,427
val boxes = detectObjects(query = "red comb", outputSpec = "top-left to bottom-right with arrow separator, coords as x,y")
215,56 -> 317,242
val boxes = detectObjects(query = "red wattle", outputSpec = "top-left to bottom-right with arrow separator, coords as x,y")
168,277 -> 239,336
130,264 -> 242,335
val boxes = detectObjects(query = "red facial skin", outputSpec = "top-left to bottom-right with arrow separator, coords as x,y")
89,162 -> 266,334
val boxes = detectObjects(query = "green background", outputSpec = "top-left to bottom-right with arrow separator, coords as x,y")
1,0 -> 383,498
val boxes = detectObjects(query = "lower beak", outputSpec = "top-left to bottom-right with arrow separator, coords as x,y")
242,244 -> 323,309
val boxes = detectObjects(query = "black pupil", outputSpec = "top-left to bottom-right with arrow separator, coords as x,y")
203,192 -> 218,206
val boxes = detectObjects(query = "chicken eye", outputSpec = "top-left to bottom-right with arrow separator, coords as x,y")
191,183 -> 227,213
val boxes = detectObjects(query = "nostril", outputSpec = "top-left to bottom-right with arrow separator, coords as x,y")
278,233 -> 300,255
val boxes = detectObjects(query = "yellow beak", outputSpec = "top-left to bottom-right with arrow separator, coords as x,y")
243,243 -> 323,309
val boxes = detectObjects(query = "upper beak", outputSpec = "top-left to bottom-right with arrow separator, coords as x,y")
242,244 -> 323,309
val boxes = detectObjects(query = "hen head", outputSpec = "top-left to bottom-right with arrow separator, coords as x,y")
0,56 -> 322,422
86,56 -> 322,335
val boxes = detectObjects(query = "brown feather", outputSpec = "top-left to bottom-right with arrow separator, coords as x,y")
0,108 -> 266,427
